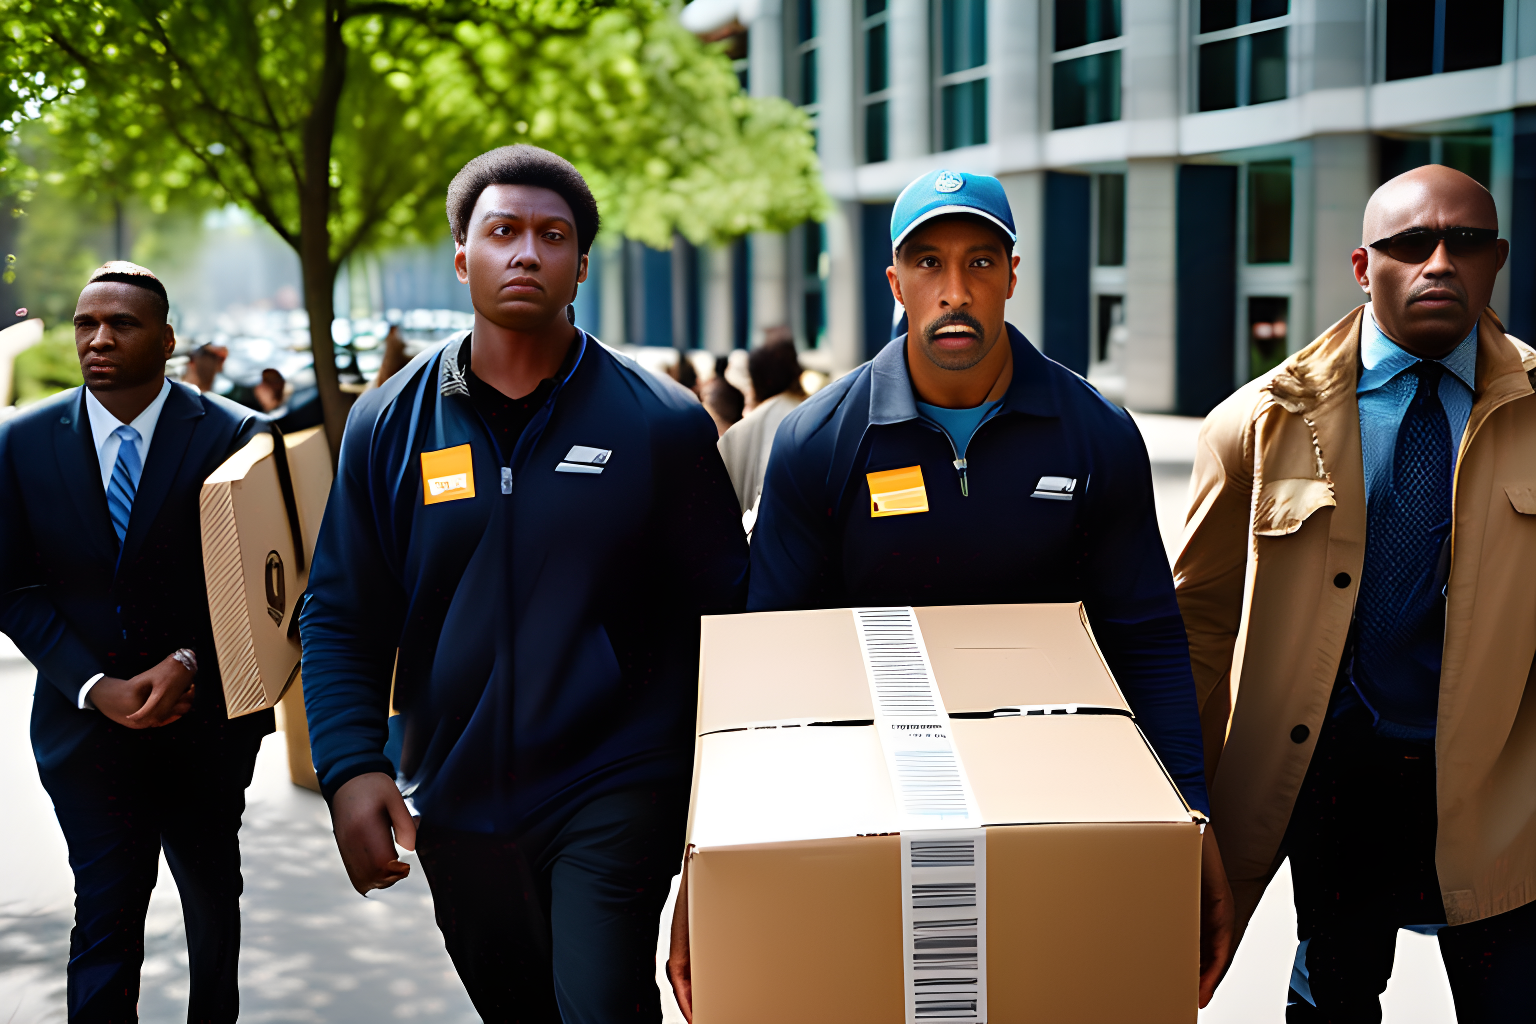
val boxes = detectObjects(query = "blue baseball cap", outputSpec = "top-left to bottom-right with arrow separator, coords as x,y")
890,169 -> 1016,251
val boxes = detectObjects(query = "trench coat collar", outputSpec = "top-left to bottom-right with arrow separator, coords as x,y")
1463,309 -> 1536,454
1262,303 -> 1535,501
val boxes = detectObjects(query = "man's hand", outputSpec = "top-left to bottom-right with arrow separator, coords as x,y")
1199,825 -> 1235,1009
666,856 -> 693,1022
92,654 -> 196,729
331,772 -> 417,896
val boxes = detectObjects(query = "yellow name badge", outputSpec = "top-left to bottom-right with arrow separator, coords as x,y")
421,444 -> 476,505
868,465 -> 929,517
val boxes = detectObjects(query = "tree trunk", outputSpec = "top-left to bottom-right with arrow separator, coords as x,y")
300,0 -> 350,462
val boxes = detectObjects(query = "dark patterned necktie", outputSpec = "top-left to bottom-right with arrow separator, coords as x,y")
1353,360 -> 1454,728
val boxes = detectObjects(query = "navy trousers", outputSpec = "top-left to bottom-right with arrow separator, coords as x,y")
1284,706 -> 1535,1022
39,724 -> 262,1023
416,786 -> 688,1024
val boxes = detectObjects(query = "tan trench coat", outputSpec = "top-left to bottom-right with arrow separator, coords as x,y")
1175,304 -> 1536,937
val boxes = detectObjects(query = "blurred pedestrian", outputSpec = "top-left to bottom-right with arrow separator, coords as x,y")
717,331 -> 806,513
0,262 -> 272,1021
253,367 -> 288,413
371,323 -> 410,389
1177,164 -> 1536,1019
299,145 -> 747,1024
670,351 -> 698,393
180,340 -> 227,392
701,354 -> 743,435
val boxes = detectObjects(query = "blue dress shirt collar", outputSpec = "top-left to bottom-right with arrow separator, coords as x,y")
1359,306 -> 1477,396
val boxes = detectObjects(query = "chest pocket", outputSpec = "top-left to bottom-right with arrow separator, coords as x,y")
1507,484 -> 1536,515
1254,478 -> 1336,537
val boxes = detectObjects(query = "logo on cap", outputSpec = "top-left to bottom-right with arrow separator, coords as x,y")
934,170 -> 964,193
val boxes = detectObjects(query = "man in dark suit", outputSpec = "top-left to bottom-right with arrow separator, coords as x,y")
0,262 -> 273,1022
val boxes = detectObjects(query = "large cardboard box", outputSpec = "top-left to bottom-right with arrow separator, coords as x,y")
686,603 -> 1202,1024
201,427 -> 331,718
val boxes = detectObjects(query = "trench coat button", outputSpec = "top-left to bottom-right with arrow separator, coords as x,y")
1290,724 -> 1310,744
1333,572 -> 1351,588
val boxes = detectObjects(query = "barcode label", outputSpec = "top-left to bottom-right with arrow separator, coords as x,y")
853,608 -> 981,828
856,608 -> 986,1023
902,830 -> 987,1023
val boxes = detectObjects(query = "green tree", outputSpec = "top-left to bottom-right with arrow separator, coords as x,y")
1,0 -> 824,452
12,323 -> 83,404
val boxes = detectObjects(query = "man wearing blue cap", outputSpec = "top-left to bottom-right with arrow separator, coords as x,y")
667,169 -> 1234,1017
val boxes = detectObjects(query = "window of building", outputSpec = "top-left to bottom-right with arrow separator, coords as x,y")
1379,130 -> 1493,188
803,221 -> 827,348
1195,0 -> 1290,112
794,0 -> 818,108
936,0 -> 988,149
1249,296 -> 1289,377
1051,0 -> 1123,130
1096,294 -> 1125,364
1385,0 -> 1503,80
863,0 -> 891,163
1096,173 -> 1126,266
1057,0 -> 1121,51
1247,160 -> 1292,264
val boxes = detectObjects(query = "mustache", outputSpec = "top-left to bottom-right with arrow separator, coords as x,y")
1407,281 -> 1466,304
921,310 -> 985,343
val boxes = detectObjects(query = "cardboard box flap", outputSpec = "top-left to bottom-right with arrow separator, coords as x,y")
698,605 -> 1130,736
690,714 -> 1188,851
953,716 -> 1190,824
690,726 -> 901,848
283,427 -> 331,562
205,431 -> 275,484
916,603 -> 1129,713
698,609 -> 874,733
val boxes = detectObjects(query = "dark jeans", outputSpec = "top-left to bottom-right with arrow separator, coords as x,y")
416,787 -> 688,1024
40,727 -> 262,1023
1284,706 -> 1536,1022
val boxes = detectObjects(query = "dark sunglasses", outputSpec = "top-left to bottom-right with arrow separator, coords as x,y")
1368,226 -> 1499,264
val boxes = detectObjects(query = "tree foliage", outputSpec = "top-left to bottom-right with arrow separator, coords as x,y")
1,0 -> 825,446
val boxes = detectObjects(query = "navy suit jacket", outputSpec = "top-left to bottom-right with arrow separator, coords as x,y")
0,382 -> 274,777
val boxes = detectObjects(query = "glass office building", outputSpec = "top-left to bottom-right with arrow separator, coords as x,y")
666,0 -> 1532,415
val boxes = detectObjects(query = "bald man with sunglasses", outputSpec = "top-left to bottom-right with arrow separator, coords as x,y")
1177,164 -> 1536,1021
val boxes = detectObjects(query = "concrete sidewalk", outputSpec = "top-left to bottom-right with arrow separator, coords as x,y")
0,637 -> 476,1023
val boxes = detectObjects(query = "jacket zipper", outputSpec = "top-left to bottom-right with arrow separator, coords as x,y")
920,420 -> 974,497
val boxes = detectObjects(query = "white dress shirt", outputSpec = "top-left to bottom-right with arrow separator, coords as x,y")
78,378 -> 174,710
85,378 -> 172,490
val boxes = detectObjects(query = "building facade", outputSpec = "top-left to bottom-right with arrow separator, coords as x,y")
661,0 -> 1536,414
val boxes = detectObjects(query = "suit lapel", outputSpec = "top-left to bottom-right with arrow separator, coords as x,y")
53,388 -> 119,566
120,383 -> 204,570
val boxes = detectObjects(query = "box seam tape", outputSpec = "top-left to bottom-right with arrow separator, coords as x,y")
853,607 -> 987,1024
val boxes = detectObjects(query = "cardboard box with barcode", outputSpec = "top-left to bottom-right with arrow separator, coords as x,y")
200,427 -> 332,720
686,603 -> 1202,1024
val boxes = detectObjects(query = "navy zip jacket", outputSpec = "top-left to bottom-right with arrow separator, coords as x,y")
299,331 -> 748,834
750,326 -> 1211,815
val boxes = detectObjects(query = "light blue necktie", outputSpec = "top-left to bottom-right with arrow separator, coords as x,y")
107,424 -> 142,545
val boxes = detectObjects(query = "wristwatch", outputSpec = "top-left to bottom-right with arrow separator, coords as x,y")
170,648 -> 199,675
